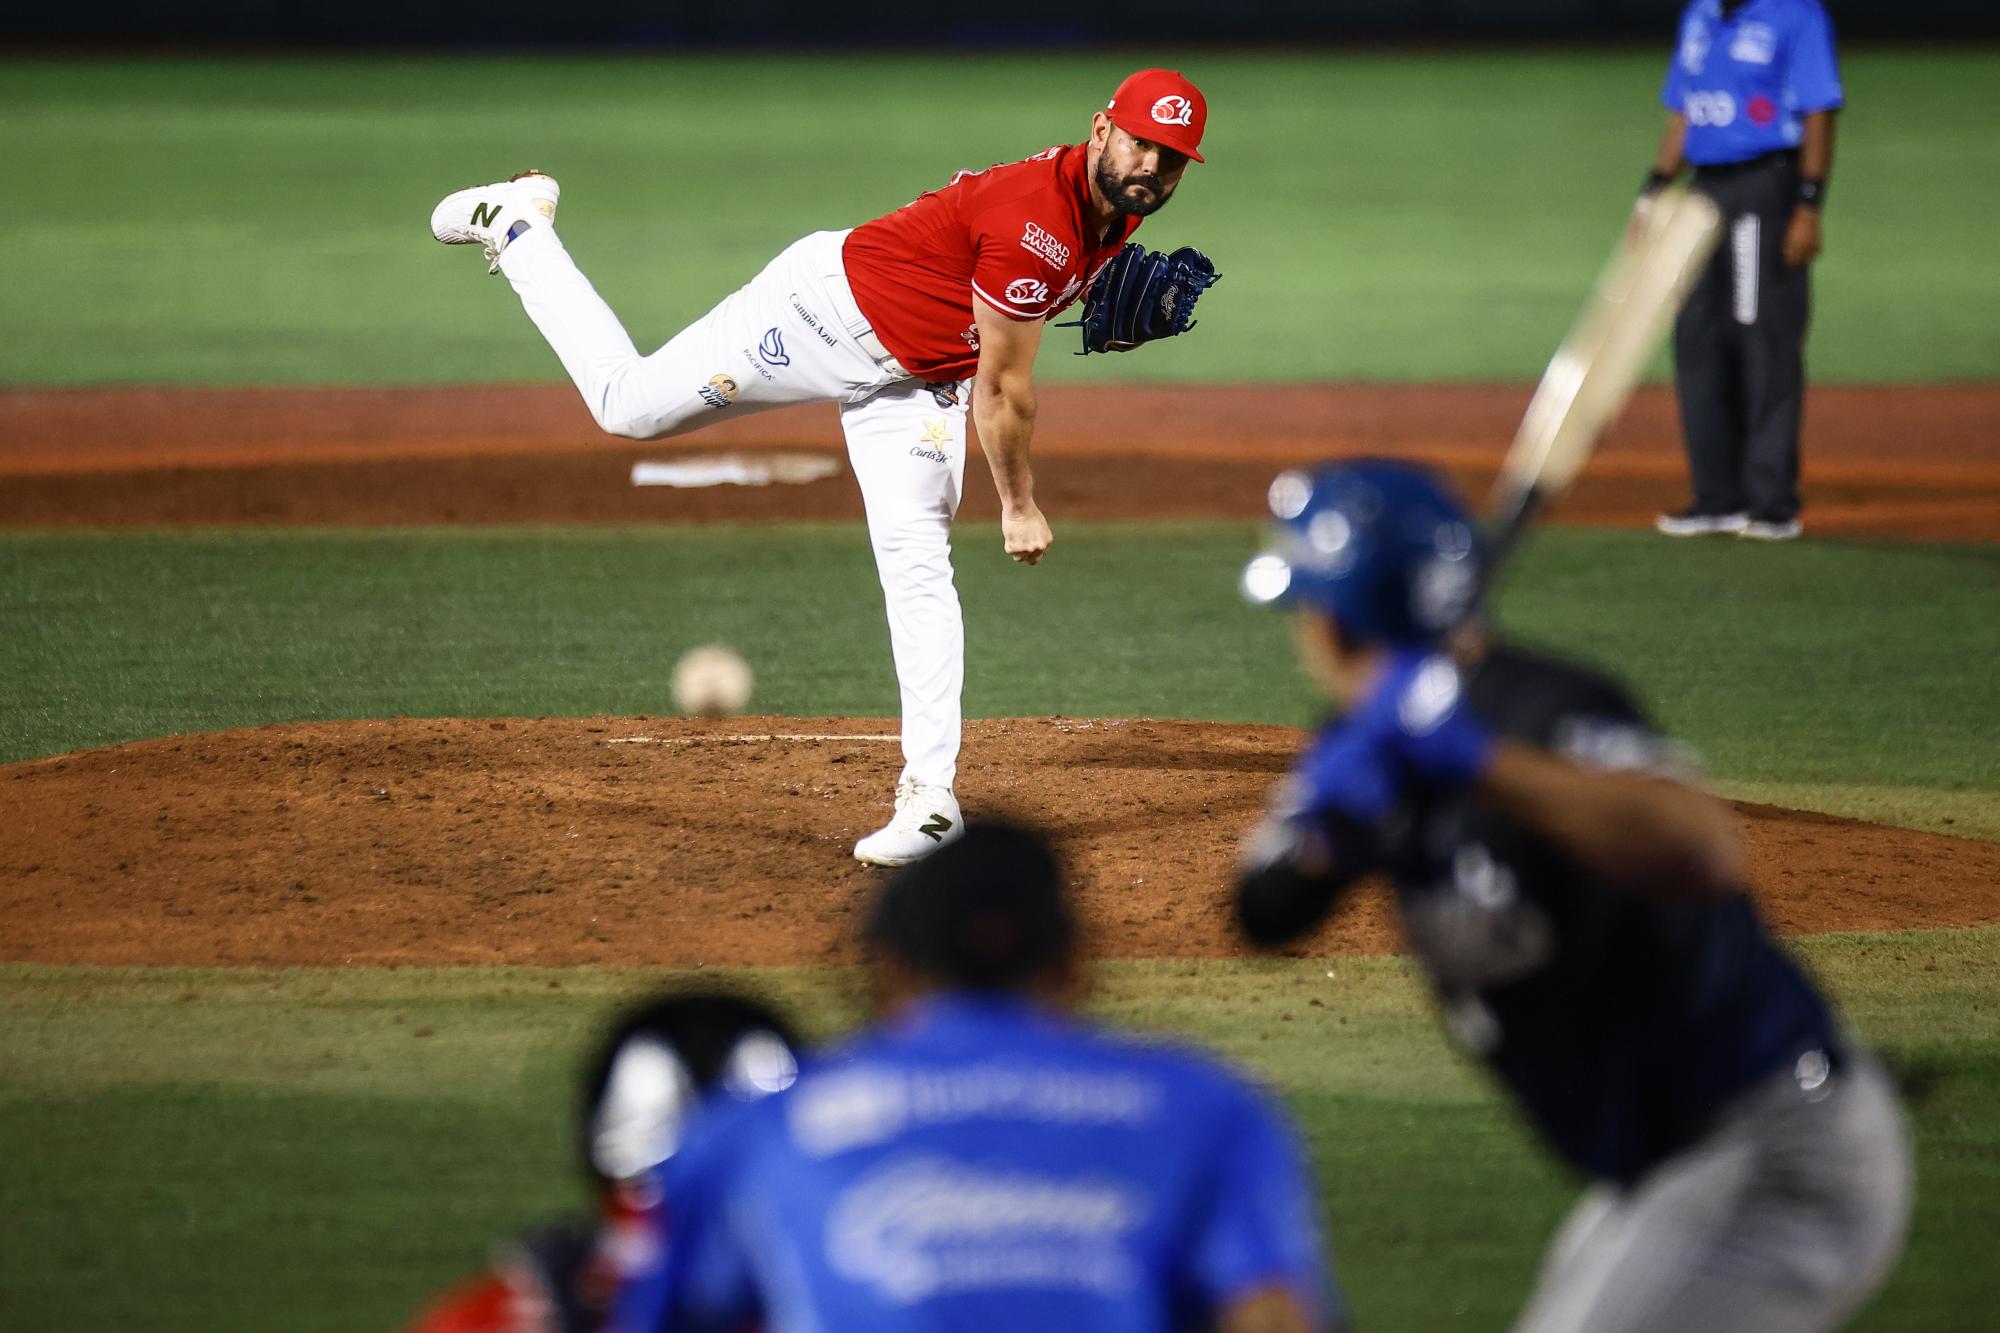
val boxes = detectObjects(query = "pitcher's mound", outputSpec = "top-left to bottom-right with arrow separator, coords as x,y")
4,716 -> 1994,968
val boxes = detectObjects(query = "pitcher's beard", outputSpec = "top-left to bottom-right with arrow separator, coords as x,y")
1096,157 -> 1173,218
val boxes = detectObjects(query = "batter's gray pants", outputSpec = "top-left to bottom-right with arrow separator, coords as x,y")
1512,1053 -> 1912,1333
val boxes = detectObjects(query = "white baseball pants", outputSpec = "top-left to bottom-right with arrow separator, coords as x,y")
497,226 -> 969,790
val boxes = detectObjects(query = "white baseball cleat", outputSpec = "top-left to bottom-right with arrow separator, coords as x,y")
1655,509 -> 1750,537
853,778 -> 964,867
429,171 -> 560,274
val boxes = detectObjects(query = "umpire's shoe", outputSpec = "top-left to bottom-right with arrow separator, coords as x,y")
1655,508 -> 1750,537
854,778 -> 965,867
1739,516 -> 1804,541
430,171 -> 560,274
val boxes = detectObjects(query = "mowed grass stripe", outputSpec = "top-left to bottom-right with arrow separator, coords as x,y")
3,927 -> 1995,1330
3,525 -> 1996,808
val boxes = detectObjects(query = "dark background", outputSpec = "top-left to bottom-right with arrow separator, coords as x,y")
8,0 -> 1997,47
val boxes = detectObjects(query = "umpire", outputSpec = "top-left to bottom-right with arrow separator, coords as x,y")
1645,0 -> 1844,541
1236,460 -> 1911,1330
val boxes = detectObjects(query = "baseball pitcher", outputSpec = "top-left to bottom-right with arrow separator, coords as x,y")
429,69 -> 1221,866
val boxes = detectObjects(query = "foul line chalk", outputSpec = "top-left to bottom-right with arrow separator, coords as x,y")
604,733 -> 900,745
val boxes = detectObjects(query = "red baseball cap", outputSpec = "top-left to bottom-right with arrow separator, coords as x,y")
1105,69 -> 1208,163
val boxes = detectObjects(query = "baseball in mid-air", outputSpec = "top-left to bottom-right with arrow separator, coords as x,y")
671,644 -> 754,716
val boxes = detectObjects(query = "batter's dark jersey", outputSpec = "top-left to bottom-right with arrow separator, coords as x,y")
1241,643 -> 1837,1184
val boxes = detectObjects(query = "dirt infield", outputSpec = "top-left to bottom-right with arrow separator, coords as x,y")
3,383 -> 1998,538
4,382 -> 1994,968
5,716 -> 1995,969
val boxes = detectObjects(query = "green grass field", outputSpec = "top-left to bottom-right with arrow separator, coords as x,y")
4,46 -> 1998,1332
3,50 -> 1999,385
2,522 -> 1997,1328
6,525 -> 1995,811
5,932 -> 1997,1331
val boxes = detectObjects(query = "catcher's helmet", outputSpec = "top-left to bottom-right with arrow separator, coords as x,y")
1241,459 -> 1481,647
580,990 -> 802,1186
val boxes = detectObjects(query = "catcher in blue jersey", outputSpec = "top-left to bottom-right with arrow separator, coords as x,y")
1234,459 -> 1911,1332
611,821 -> 1342,1333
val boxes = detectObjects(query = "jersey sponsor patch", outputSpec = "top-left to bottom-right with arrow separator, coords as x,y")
758,327 -> 790,367
1551,715 -> 1687,777
698,374 -> 739,409
911,419 -> 952,463
1004,277 -> 1051,307
1680,22 -> 1710,74
1729,21 -> 1777,64
826,1154 -> 1144,1304
788,1064 -> 1159,1158
788,292 -> 841,348
1683,90 -> 1738,127
740,327 -> 790,382
1019,221 -> 1071,268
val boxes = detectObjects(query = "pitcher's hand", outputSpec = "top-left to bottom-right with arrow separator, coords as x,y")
1003,506 -> 1053,565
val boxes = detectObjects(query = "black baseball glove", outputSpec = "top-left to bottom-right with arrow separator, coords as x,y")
1064,244 -> 1221,355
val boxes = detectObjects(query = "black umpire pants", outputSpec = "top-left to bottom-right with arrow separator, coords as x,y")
1674,151 -> 1811,522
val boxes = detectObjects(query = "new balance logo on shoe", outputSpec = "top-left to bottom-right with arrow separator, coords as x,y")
852,779 -> 962,865
470,202 -> 502,228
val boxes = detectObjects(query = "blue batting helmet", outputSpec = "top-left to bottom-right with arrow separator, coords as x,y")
1241,459 -> 1482,646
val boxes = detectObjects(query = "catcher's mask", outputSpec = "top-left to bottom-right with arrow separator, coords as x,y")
580,989 -> 802,1188
1242,459 -> 1482,648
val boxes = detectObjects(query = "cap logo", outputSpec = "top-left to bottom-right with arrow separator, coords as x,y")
1151,95 -> 1195,127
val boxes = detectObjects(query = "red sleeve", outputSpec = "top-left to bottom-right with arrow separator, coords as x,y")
967,201 -> 1079,322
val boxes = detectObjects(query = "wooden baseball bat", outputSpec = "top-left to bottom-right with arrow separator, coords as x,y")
1479,185 -> 1724,587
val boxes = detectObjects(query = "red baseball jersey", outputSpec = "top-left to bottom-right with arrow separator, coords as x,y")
842,142 -> 1142,382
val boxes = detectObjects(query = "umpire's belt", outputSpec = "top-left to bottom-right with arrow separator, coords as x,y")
1691,148 -> 1800,180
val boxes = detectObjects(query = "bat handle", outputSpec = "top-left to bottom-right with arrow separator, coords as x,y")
1470,485 -> 1549,617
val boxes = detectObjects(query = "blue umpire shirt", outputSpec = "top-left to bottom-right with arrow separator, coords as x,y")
1662,0 -> 1844,165
610,992 -> 1340,1332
